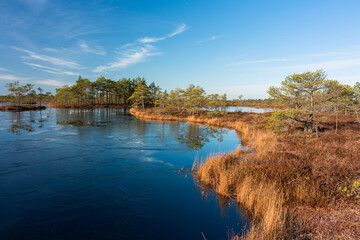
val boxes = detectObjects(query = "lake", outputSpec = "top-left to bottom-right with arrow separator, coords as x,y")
0,108 -> 249,239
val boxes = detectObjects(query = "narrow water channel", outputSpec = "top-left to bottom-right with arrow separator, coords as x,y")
0,108 -> 250,239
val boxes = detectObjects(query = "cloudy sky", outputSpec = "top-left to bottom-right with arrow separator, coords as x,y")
1,0 -> 360,98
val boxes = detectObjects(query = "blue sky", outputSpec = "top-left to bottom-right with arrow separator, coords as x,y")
1,0 -> 360,99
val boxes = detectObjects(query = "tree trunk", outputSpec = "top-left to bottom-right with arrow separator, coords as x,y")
356,111 -> 360,124
304,113 -> 313,132
335,105 -> 339,133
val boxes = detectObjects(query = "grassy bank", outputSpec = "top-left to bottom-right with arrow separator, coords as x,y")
130,108 -> 360,239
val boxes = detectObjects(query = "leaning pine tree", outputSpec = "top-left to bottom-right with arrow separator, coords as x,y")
268,69 -> 333,132
128,84 -> 152,109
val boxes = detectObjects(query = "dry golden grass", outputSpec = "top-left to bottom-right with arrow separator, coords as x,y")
130,108 -> 360,239
194,149 -> 288,239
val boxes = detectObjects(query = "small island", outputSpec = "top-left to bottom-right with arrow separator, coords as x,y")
1,81 -> 47,112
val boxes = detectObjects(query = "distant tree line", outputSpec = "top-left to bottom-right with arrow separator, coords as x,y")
54,76 -> 160,107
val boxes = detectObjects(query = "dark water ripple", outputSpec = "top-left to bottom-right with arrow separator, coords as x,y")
0,108 -> 250,239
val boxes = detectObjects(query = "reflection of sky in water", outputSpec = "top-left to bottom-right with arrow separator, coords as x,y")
223,106 -> 273,113
0,108 -> 249,239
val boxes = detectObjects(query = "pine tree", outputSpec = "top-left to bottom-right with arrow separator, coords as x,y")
6,81 -> 33,106
268,70 -> 332,132
128,84 -> 152,109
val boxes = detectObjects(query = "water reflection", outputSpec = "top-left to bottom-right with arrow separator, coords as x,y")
7,110 -> 49,135
56,108 -> 127,122
8,123 -> 34,135
128,120 -> 228,151
52,108 -> 228,151
56,120 -> 110,127
177,125 -> 227,151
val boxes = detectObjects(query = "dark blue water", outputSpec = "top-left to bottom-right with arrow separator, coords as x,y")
0,108 -> 249,239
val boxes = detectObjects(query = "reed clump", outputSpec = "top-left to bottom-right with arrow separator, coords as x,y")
194,147 -> 288,239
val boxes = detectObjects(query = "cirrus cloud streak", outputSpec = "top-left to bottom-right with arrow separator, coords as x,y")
36,79 -> 70,87
94,45 -> 161,72
0,74 -> 29,81
94,24 -> 188,73
11,46 -> 81,69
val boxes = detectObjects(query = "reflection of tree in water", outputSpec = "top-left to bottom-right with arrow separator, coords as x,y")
129,119 -> 227,151
8,110 -> 49,135
177,124 -> 227,151
56,108 -> 126,123
55,108 -> 122,134
9,123 -> 34,135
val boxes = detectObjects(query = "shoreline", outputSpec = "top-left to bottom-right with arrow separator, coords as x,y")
129,108 -> 360,239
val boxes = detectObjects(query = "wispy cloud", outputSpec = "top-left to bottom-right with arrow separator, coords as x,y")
137,23 -> 189,43
309,51 -> 346,57
42,47 -> 65,53
167,23 -> 189,38
228,58 -> 290,66
263,58 -> 360,71
23,62 -> 79,76
36,79 -> 69,87
0,74 -> 29,81
94,24 -> 188,72
0,67 -> 12,72
79,41 -> 106,55
197,34 -> 223,44
94,45 -> 161,72
11,47 -> 81,69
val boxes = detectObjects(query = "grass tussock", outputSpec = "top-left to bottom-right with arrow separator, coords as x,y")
194,149 -> 288,239
130,108 -> 360,239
